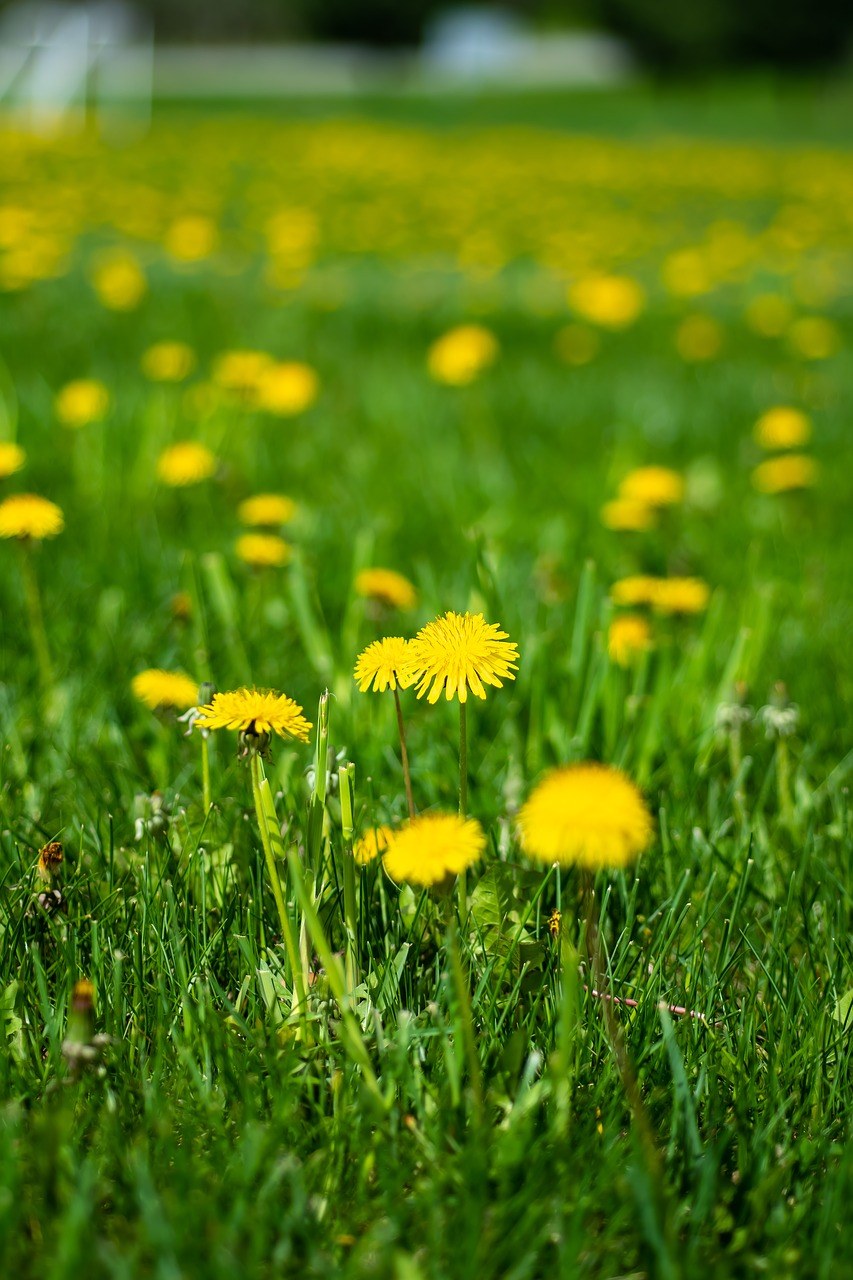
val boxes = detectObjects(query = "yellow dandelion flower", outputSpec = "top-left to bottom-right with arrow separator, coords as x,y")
652,577 -> 710,615
132,669 -> 199,712
382,813 -> 485,887
0,442 -> 25,478
406,610 -> 519,704
675,314 -> 723,362
610,575 -> 661,608
165,215 -> 218,263
427,324 -> 498,386
600,498 -> 656,532
608,614 -> 653,666
618,466 -> 684,507
196,688 -> 312,742
55,379 -> 110,428
235,533 -> 292,568
91,251 -> 146,311
0,493 -> 64,540
751,454 -> 818,495
212,350 -> 274,395
254,361 -> 319,416
237,493 -> 296,526
788,316 -> 840,361
554,323 -> 600,366
353,825 -> 391,867
568,275 -> 645,330
753,406 -> 811,451
745,293 -> 793,337
354,637 -> 414,694
661,249 -> 710,298
157,442 -> 217,487
518,763 -> 653,870
141,342 -> 196,383
355,568 -> 417,610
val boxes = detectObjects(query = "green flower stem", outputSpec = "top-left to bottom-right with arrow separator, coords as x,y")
553,931 -> 579,1139
201,735 -> 211,815
446,909 -> 484,1127
457,699 -> 469,922
777,737 -> 793,826
339,763 -> 359,995
249,752 -> 308,1022
19,541 -> 53,694
393,687 -> 416,820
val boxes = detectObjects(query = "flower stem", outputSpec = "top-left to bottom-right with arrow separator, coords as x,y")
201,735 -> 211,815
457,699 -> 469,922
777,737 -> 793,826
19,542 -> 53,695
393,687 -> 416,820
249,752 -> 308,1021
445,905 -> 483,1126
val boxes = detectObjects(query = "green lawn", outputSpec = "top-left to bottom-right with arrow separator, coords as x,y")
0,88 -> 851,1278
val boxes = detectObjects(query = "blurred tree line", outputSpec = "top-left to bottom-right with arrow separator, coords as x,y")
9,0 -> 849,68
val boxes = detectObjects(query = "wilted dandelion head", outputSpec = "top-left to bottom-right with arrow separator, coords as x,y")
355,568 -> 417,610
518,763 -> 652,870
600,498 -> 656,532
427,324 -> 498,386
618,466 -> 684,507
157,442 -> 217,487
132,669 -> 199,712
608,614 -> 653,666
354,637 -> 413,694
91,251 -> 146,311
752,454 -> 818,494
237,493 -> 296,527
55,379 -> 110,428
196,688 -> 312,742
753,406 -> 812,451
0,442 -> 25,478
353,825 -> 391,867
652,577 -> 710,615
235,533 -> 292,568
141,342 -> 196,382
406,610 -> 519,704
0,493 -> 64,540
382,813 -> 486,887
569,274 -> 644,329
254,361 -> 319,416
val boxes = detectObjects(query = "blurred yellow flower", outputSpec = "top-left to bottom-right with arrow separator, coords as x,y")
353,825 -> 391,867
157,442 -> 217,487
237,493 -> 296,526
752,454 -> 818,494
235,533 -> 292,568
744,293 -> 793,337
618,466 -> 684,507
382,813 -> 485,887
600,498 -> 656,532
661,249 -> 710,298
354,637 -> 413,693
568,275 -> 644,329
427,324 -> 498,386
196,688 -> 311,741
91,251 -> 146,311
132,669 -> 199,712
610,575 -> 660,607
652,577 -> 710,615
0,442 -> 25,478
788,316 -> 840,360
141,342 -> 196,382
55,379 -> 110,428
554,323 -> 600,366
0,493 -> 64,540
255,361 -> 319,416
753,406 -> 811,451
608,614 -> 653,666
165,215 -> 218,263
213,350 -> 274,395
355,568 -> 417,610
406,611 -> 519,704
675,314 -> 723,362
518,763 -> 652,869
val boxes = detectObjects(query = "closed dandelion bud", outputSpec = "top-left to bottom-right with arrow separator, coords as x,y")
67,978 -> 95,1044
198,681 -> 217,706
339,764 -> 355,842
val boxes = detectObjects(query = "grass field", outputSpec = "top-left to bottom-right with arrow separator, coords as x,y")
1,87 -> 852,1278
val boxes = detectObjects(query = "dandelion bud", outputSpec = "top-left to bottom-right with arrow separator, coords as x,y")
37,840 -> 63,885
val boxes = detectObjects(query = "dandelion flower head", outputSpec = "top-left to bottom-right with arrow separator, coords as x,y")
238,493 -> 296,527
141,342 -> 196,382
157,441 -> 217,487
608,614 -> 653,666
91,251 -> 146,311
610,575 -> 661,608
132,669 -> 199,712
600,498 -> 656,532
235,533 -> 292,568
55,379 -> 110,428
427,324 -> 498,386
353,825 -> 391,867
518,763 -> 652,869
165,215 -> 218,263
752,454 -> 818,495
788,315 -> 840,361
382,813 -> 486,887
406,610 -> 519,704
618,466 -> 684,507
0,493 -> 64,540
569,274 -> 644,329
652,577 -> 710,615
196,688 -> 312,742
675,314 -> 723,362
213,349 -> 274,395
254,361 -> 319,416
0,442 -> 25,478
355,567 -> 417,610
753,406 -> 812,451
354,637 -> 413,694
